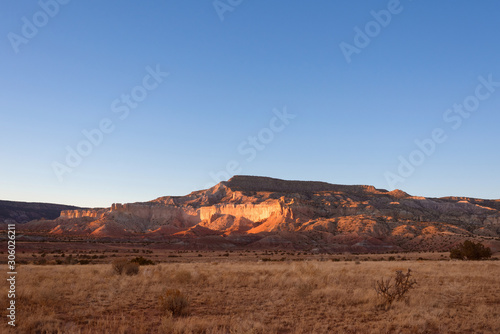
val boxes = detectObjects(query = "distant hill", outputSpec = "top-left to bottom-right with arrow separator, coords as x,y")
0,200 -> 82,224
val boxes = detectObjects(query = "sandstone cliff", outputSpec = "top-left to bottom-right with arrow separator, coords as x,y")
20,175 -> 500,252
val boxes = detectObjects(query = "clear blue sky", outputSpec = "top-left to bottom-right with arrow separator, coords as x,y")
1,0 -> 500,207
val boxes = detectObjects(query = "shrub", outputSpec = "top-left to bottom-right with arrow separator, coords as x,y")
450,240 -> 492,260
112,259 -> 129,275
375,269 -> 417,309
158,289 -> 189,317
65,254 -> 77,265
124,262 -> 140,276
450,247 -> 464,260
174,270 -> 192,283
112,259 -> 140,275
130,256 -> 155,265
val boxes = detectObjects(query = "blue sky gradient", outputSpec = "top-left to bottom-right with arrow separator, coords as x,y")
1,0 -> 500,207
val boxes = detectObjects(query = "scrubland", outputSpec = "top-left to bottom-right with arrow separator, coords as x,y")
1,259 -> 500,333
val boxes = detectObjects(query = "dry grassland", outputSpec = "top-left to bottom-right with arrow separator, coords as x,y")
1,260 -> 500,333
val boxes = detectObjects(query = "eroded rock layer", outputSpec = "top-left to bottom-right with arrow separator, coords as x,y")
22,175 -> 500,252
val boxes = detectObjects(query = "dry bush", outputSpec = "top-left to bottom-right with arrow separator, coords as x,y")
174,269 -> 193,283
112,259 -> 140,276
124,262 -> 140,276
159,289 -> 190,317
112,259 -> 129,275
375,268 -> 417,308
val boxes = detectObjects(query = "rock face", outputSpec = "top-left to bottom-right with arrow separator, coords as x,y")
0,200 -> 81,224
20,175 -> 500,252
199,202 -> 283,222
60,209 -> 106,219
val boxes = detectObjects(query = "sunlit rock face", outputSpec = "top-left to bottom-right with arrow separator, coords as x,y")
60,209 -> 106,219
199,202 -> 283,222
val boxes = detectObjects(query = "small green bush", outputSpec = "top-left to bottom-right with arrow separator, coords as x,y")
450,240 -> 492,260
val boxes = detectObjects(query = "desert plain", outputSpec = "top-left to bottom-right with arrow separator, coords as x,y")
1,246 -> 500,334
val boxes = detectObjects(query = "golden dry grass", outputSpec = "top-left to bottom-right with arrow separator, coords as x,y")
1,260 -> 500,333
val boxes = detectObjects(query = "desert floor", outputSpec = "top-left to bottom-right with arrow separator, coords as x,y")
1,251 -> 500,333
